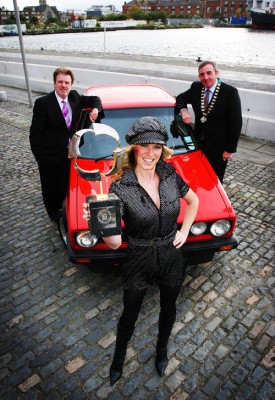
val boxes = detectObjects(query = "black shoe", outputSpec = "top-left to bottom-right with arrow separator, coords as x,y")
110,365 -> 123,386
109,349 -> 126,386
49,214 -> 58,223
109,319 -> 135,386
155,346 -> 168,377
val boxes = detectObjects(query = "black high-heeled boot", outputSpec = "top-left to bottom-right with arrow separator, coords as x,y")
155,343 -> 168,377
110,319 -> 135,386
155,313 -> 176,377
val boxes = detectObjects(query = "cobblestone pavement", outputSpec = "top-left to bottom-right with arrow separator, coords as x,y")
0,100 -> 274,400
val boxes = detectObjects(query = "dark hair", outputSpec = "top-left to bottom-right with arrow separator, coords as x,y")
198,60 -> 217,72
53,67 -> 74,84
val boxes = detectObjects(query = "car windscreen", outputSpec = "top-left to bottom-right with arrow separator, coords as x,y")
78,107 -> 197,159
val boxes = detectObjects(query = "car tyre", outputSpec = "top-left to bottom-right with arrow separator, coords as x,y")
57,207 -> 68,248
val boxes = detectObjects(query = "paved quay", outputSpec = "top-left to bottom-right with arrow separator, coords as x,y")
0,48 -> 275,92
0,91 -> 275,400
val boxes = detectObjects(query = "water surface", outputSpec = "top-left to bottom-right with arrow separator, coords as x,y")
0,27 -> 274,68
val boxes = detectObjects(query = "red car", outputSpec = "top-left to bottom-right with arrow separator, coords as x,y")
58,84 -> 238,266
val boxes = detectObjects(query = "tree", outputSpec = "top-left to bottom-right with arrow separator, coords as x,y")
30,16 -> 39,25
5,14 -> 16,24
20,15 -> 26,23
46,17 -> 59,24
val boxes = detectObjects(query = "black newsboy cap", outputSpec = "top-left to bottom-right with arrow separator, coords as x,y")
125,116 -> 169,145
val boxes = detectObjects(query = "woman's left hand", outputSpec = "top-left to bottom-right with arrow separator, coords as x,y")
173,230 -> 188,249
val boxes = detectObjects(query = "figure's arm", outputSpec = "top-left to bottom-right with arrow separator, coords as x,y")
29,99 -> 46,160
175,88 -> 193,124
225,88 -> 242,153
81,94 -> 104,123
102,235 -> 122,250
173,188 -> 199,249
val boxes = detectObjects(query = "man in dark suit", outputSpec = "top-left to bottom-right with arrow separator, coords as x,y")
30,67 -> 103,222
176,60 -> 242,183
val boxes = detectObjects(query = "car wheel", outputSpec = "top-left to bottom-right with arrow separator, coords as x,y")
57,208 -> 68,248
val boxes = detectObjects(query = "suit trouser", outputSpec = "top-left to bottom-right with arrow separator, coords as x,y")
209,158 -> 228,183
37,159 -> 69,219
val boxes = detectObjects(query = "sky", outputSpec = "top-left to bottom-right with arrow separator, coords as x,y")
0,1 -> 125,12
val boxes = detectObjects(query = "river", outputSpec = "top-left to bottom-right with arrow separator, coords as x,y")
0,27 -> 274,69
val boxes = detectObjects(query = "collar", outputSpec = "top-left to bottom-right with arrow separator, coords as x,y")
55,92 -> 68,106
204,80 -> 218,95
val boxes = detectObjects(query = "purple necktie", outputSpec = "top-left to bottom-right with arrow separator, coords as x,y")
204,89 -> 210,109
62,100 -> 71,129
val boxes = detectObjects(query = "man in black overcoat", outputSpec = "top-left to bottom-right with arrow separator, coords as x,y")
29,67 -> 103,221
176,60 -> 242,183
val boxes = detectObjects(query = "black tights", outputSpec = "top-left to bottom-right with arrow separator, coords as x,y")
120,284 -> 182,329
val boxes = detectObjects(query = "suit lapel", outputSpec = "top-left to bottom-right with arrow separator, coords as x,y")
49,92 -> 65,120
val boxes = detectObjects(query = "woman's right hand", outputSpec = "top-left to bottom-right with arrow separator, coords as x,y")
83,202 -> 90,221
83,204 -> 121,249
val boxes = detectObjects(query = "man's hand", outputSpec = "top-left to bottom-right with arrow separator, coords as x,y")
89,108 -> 99,122
181,109 -> 192,124
223,151 -> 233,161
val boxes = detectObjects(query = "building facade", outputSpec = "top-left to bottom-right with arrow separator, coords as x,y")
0,1 -> 59,25
86,5 -> 118,18
247,0 -> 275,11
122,0 -> 247,19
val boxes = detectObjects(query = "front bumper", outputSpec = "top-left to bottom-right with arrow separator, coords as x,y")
67,235 -> 239,266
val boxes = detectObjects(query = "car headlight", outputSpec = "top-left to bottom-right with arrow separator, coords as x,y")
76,231 -> 98,247
210,220 -> 231,237
191,222 -> 207,235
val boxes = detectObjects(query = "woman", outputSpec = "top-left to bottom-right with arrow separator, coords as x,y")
84,116 -> 199,386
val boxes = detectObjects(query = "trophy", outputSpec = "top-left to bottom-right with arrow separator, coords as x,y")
68,124 -> 125,237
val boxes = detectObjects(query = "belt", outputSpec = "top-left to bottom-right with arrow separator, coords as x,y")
128,229 -> 176,247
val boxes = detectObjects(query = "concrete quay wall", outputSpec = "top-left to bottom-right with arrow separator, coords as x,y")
0,60 -> 274,143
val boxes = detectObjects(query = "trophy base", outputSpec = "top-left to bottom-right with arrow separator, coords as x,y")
87,193 -> 121,237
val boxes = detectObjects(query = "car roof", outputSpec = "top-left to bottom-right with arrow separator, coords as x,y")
84,84 -> 176,108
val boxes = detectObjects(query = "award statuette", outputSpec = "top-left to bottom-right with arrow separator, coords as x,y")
86,192 -> 121,237
68,124 -> 125,237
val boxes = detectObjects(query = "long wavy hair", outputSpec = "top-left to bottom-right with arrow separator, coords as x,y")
112,144 -> 173,182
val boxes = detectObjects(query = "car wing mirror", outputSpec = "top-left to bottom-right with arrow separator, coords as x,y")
68,124 -> 125,181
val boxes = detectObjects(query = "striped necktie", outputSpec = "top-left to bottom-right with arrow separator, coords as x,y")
62,100 -> 71,129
